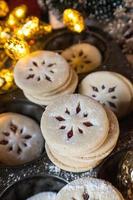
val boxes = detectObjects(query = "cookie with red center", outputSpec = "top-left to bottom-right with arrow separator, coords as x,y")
79,71 -> 132,118
0,113 -> 44,165
14,50 -> 70,95
41,94 -> 109,157
56,177 -> 124,200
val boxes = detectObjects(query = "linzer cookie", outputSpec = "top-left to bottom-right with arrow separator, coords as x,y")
41,94 -> 109,157
56,177 -> 124,200
40,94 -> 120,172
14,51 -> 78,106
27,192 -> 56,200
0,113 -> 44,165
61,43 -> 102,74
79,71 -> 133,118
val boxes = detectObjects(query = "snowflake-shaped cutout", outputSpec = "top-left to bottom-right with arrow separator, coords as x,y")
66,50 -> 91,71
91,85 -> 118,110
26,60 -> 56,82
54,102 -> 93,140
0,122 -> 32,155
72,188 -> 97,200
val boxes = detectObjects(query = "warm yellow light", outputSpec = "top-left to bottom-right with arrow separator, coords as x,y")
39,23 -> 52,35
14,26 -> 24,39
0,0 -> 9,17
0,77 -> 5,87
63,9 -> 85,33
12,5 -> 27,20
4,37 -> 30,60
74,24 -> 83,33
0,25 -> 10,45
0,50 -> 8,68
0,69 -> 15,92
6,14 -> 19,28
15,16 -> 39,39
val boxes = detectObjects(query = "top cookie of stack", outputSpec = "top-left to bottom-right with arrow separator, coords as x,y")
14,51 -> 78,106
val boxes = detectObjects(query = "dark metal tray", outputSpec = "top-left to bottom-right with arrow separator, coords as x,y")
0,24 -> 132,200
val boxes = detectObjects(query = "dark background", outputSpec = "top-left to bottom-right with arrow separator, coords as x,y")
6,0 -> 42,17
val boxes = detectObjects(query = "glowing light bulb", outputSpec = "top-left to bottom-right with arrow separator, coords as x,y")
0,69 -> 16,93
63,9 -> 85,33
4,37 -> 30,60
39,22 -> 52,35
6,14 -> 19,28
0,0 -> 9,17
22,16 -> 39,38
0,25 -> 10,45
12,5 -> 27,20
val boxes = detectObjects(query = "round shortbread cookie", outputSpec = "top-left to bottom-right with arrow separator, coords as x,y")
0,113 -> 44,165
24,71 -> 78,106
27,192 -> 56,200
46,144 -> 101,172
32,67 -> 74,98
50,107 -> 119,159
79,71 -> 132,117
61,43 -> 102,74
41,94 -> 109,157
14,51 -> 70,94
46,143 -> 114,169
56,177 -> 124,200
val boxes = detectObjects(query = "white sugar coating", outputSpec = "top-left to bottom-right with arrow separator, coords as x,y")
0,112 -> 44,165
27,192 -> 56,200
50,107 -> 119,159
41,94 -> 109,157
56,177 -> 124,200
14,50 -> 70,94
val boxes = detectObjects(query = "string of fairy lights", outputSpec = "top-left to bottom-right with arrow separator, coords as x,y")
0,0 -> 85,94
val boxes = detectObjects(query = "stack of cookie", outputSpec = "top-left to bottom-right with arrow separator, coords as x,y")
14,50 -> 78,106
79,71 -> 133,118
56,177 -> 124,200
41,94 -> 119,172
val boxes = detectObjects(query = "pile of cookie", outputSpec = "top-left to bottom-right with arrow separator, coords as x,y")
41,94 -> 119,172
14,51 -> 78,106
56,177 -> 124,200
79,71 -> 133,118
